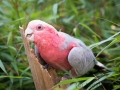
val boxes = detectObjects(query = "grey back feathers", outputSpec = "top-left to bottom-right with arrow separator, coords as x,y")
68,46 -> 96,76
59,32 -> 86,50
60,32 -> 109,75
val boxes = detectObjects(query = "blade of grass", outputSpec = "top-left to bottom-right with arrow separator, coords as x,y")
90,83 -> 101,90
21,66 -> 30,76
53,77 -> 94,88
53,3 -> 58,21
0,75 -> 31,79
96,37 -> 120,57
89,31 -> 120,49
87,72 -> 114,90
80,23 -> 100,38
79,77 -> 95,88
0,59 -> 8,74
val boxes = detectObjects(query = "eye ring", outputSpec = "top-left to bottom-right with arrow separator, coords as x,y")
36,24 -> 43,30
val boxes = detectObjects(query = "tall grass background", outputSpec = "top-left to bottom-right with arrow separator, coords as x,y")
0,0 -> 120,90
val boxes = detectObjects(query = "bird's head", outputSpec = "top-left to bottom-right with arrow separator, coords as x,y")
25,20 -> 56,42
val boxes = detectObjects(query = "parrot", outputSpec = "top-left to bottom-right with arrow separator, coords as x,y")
25,20 -> 109,76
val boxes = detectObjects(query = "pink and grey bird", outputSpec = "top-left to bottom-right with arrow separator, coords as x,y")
25,20 -> 109,76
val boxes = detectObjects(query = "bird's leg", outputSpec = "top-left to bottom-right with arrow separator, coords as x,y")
43,64 -> 52,70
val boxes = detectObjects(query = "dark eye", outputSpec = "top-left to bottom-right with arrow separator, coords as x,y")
36,25 -> 43,30
38,26 -> 41,29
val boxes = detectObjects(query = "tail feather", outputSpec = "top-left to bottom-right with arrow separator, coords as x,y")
95,60 -> 112,71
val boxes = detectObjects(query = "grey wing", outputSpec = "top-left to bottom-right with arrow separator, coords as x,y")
68,46 -> 96,76
34,45 -> 47,65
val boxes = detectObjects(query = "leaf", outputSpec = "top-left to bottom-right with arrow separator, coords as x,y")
80,23 -> 100,38
87,72 -> 114,90
21,66 -> 30,76
2,0 -> 13,9
19,78 -> 23,88
8,46 -> 17,53
0,45 -> 8,49
111,56 -> 120,61
93,35 -> 99,43
7,32 -> 12,45
0,52 -> 12,61
66,82 -> 79,90
67,77 -> 95,90
53,3 -> 58,20
69,0 -> 78,14
9,72 -> 14,83
73,27 -> 81,38
11,62 -> 19,75
53,77 -> 94,88
63,16 -> 75,23
89,31 -> 120,49
90,83 -> 101,90
96,38 -> 119,57
79,77 -> 95,88
0,75 -> 30,79
0,59 -> 7,74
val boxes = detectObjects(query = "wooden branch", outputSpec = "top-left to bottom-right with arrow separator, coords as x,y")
19,27 -> 70,90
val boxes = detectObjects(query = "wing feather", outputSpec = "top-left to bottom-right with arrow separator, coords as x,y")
68,46 -> 95,76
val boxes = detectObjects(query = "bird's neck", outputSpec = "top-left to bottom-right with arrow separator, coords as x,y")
34,30 -> 64,49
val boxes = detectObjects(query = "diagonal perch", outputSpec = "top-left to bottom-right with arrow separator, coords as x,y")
19,26 -> 70,90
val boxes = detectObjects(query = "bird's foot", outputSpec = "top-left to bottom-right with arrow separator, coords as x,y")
43,64 -> 51,70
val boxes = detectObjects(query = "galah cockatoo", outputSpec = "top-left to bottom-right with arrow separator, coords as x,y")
25,20 -> 109,76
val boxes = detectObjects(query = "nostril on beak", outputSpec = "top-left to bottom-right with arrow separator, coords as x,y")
25,28 -> 33,38
26,34 -> 33,38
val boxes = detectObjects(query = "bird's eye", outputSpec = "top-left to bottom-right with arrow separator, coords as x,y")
36,24 -> 43,30
38,26 -> 41,29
